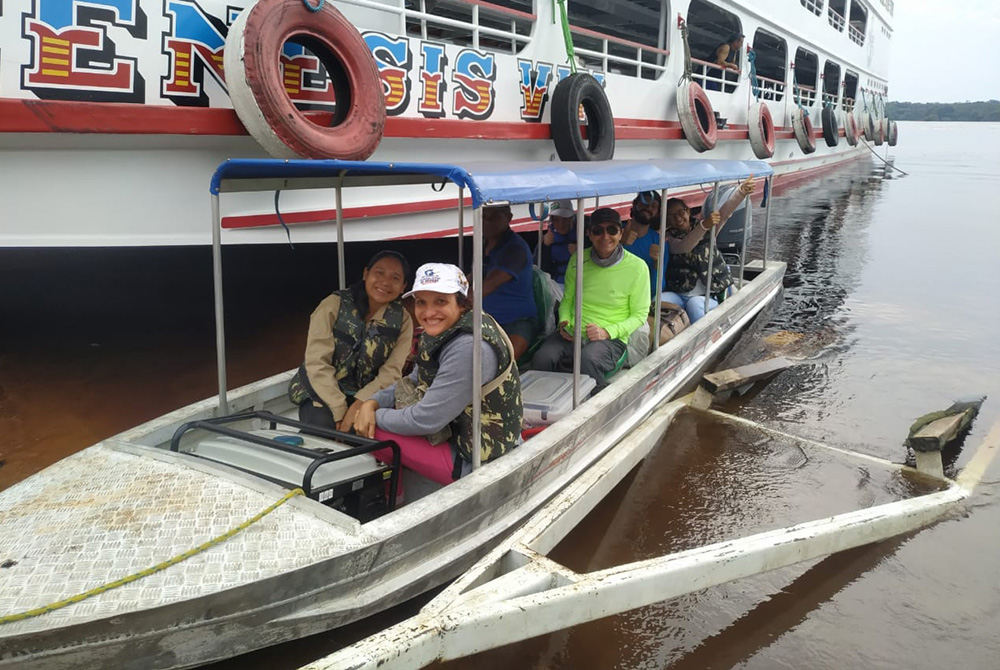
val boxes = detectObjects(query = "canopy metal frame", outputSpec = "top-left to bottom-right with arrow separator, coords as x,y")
208,158 -> 773,470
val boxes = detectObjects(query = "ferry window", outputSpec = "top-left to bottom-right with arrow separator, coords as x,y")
827,0 -> 846,31
750,29 -> 786,103
800,0 -> 823,17
848,0 -> 867,45
567,0 -> 670,80
842,70 -> 858,111
402,0 -> 534,55
792,48 -> 818,107
822,61 -> 841,107
686,0 -> 743,94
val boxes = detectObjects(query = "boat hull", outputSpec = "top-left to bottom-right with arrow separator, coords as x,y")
0,264 -> 785,669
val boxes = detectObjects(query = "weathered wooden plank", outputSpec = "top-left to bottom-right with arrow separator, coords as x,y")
909,412 -> 969,452
701,356 -> 794,394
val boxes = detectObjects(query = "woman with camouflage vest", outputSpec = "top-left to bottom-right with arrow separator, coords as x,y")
662,175 -> 756,322
291,251 -> 414,432
353,263 -> 523,486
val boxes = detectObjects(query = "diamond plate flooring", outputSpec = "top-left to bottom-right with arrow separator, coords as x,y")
0,445 -> 360,636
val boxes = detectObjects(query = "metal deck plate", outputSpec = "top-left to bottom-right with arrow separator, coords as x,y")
0,444 -> 360,636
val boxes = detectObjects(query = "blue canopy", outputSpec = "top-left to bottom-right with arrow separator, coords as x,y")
210,158 -> 771,209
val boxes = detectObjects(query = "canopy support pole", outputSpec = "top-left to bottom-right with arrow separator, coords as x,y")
763,176 -> 772,269
336,171 -> 347,290
652,188 -> 668,351
211,194 -> 228,416
472,206 -> 484,470
738,193 -> 750,289
458,185 -> 465,269
572,198 -> 585,409
703,181 -> 719,318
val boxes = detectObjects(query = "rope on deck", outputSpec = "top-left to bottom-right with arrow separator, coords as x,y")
0,488 -> 305,625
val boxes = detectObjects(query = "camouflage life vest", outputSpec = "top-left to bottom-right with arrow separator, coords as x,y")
289,289 -> 404,405
664,234 -> 734,295
415,311 -> 522,465
330,289 -> 405,396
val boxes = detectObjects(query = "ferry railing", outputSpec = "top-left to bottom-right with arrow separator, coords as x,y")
793,83 -> 817,106
828,7 -> 846,31
849,23 -> 865,46
822,91 -> 839,107
842,95 -> 855,112
570,25 -> 669,80
800,0 -> 823,17
756,74 -> 786,102
690,57 -> 740,94
340,0 -> 534,55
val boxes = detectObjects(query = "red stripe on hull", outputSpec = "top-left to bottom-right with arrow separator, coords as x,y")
0,98 -> 804,142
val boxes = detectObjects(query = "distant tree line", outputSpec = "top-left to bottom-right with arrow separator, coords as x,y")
886,100 -> 1000,122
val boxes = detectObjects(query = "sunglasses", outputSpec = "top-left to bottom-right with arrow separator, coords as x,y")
589,224 -> 620,237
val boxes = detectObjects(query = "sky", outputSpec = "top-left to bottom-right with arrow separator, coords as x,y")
888,0 -> 1000,102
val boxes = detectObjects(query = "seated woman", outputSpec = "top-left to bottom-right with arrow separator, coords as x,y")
291,251 -> 413,431
353,263 -> 522,485
662,176 -> 755,322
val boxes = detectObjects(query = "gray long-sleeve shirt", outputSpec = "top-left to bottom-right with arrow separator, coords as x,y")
373,334 -> 499,437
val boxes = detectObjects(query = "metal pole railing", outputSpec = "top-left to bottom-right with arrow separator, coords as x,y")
703,182 -> 719,317
336,171 -> 346,290
763,176 -> 772,269
211,194 -> 228,416
458,185 -> 465,269
652,188 -> 667,352
572,198 -> 585,409
472,206 -> 484,470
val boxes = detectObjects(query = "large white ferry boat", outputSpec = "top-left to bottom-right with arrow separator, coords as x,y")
0,0 -> 896,247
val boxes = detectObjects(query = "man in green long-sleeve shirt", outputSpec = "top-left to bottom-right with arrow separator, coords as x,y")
532,207 -> 651,390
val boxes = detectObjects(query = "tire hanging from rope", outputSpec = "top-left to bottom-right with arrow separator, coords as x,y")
746,49 -> 774,159
676,17 -> 717,153
549,0 -> 615,160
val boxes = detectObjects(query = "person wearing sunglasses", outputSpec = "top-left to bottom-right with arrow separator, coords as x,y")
531,208 -> 651,391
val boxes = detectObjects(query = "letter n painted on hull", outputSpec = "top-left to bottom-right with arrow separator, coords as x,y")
418,42 -> 447,119
162,0 -> 226,106
452,49 -> 495,120
21,0 -> 146,103
364,33 -> 412,116
518,59 -> 552,122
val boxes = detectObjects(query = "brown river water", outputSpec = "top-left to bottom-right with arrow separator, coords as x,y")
2,122 -> 999,669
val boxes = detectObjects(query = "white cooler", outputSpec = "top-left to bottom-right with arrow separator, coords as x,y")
520,370 -> 597,426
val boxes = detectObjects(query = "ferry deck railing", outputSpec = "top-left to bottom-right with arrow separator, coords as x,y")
691,57 -> 739,94
793,83 -> 817,107
842,95 -> 855,112
828,6 -> 846,31
571,25 -> 669,80
800,0 -> 823,17
849,23 -> 865,46
822,91 -> 839,107
756,74 -> 785,103
337,0 -> 534,55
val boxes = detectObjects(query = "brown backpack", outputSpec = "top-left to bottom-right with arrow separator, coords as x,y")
648,302 -> 690,346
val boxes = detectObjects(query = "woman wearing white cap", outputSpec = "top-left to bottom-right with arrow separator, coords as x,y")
542,199 -> 578,285
353,263 -> 523,486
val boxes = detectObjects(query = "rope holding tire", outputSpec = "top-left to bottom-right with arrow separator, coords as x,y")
747,101 -> 774,159
225,0 -> 385,160
821,106 -> 840,147
791,107 -> 816,154
550,73 -> 616,161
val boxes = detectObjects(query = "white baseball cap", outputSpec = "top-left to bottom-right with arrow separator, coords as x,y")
404,263 -> 469,298
549,199 -> 576,219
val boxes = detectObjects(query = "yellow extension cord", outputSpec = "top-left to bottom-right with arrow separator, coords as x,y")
0,488 -> 304,625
